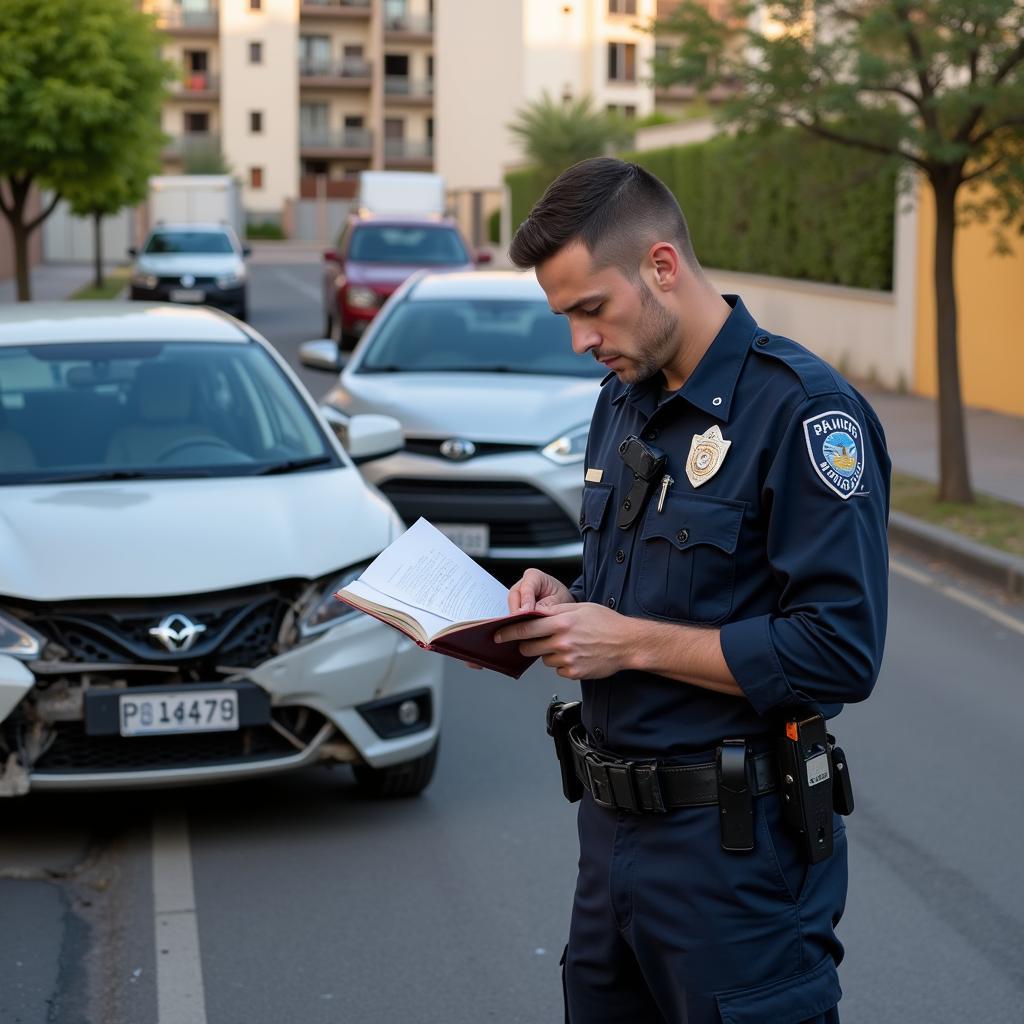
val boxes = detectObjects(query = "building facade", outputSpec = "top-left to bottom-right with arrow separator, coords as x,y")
149,0 -> 435,227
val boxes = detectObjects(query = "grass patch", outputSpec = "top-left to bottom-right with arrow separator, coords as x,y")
891,471 -> 1024,558
68,266 -> 131,301
246,221 -> 286,240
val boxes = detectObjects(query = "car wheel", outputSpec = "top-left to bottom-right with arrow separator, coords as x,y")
351,740 -> 438,798
237,304 -> 248,322
324,310 -> 335,340
339,328 -> 357,353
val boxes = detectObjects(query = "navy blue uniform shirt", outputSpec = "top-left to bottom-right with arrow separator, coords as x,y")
570,295 -> 891,756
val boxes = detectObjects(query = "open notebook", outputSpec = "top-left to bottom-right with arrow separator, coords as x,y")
335,518 -> 541,679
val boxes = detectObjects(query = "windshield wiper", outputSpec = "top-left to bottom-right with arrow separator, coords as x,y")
257,455 -> 334,476
29,469 -> 210,483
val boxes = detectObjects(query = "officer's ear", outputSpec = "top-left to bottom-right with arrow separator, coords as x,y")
645,242 -> 681,293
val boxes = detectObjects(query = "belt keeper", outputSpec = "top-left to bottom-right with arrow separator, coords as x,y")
632,761 -> 666,813
717,739 -> 754,852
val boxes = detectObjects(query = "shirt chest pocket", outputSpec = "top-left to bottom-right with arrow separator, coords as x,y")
579,483 -> 612,597
635,493 -> 746,624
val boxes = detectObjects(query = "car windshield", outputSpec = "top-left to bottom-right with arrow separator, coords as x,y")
358,298 -> 606,377
0,341 -> 337,484
348,225 -> 469,265
145,231 -> 235,254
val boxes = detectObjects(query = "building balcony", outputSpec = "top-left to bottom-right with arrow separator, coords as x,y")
383,76 -> 433,106
152,4 -> 218,34
163,133 -> 222,159
384,12 -> 433,40
170,71 -> 220,100
299,59 -> 372,89
300,128 -> 374,158
300,0 -> 371,18
383,137 -> 434,166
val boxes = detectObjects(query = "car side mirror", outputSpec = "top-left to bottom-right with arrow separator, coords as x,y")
323,248 -> 341,263
299,340 -> 346,373
242,245 -> 252,257
475,250 -> 493,265
320,408 -> 403,464
127,246 -> 137,257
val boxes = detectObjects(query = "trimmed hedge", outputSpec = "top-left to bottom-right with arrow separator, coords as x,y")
505,129 -> 897,291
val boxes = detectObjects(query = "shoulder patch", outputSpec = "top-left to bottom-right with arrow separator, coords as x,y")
802,410 -> 865,499
754,334 -> 841,398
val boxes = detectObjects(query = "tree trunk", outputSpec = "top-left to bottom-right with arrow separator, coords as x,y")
92,210 -> 104,290
12,220 -> 31,301
930,174 -> 973,503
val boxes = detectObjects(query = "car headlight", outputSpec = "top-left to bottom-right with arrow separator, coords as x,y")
541,423 -> 590,465
132,273 -> 158,289
298,562 -> 371,639
345,286 -> 380,310
216,270 -> 245,289
0,612 -> 45,660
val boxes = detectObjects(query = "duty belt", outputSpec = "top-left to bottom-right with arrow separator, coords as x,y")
568,724 -> 777,815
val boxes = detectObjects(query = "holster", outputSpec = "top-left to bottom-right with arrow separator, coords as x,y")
546,697 -> 583,803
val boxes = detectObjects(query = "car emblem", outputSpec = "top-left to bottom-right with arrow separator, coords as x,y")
180,273 -> 196,288
440,438 -> 476,461
148,613 -> 207,653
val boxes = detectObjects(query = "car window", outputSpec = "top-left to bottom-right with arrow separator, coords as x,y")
144,231 -> 235,254
348,226 -> 469,265
0,341 -> 336,482
358,299 -> 605,377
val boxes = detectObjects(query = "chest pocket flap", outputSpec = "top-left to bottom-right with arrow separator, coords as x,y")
580,482 -> 612,533
636,493 -> 746,624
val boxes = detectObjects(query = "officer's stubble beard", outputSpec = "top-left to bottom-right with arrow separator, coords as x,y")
620,276 -> 679,386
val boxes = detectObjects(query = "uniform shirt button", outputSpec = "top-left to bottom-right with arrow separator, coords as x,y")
756,334 -> 769,346
606,597 -> 616,609
645,428 -> 658,441
593,727 -> 606,744
615,549 -> 625,563
676,529 -> 689,544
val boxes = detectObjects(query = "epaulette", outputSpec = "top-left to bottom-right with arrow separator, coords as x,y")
751,333 -> 843,399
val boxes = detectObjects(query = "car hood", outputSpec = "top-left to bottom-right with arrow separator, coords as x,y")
345,262 -> 472,290
0,469 -> 396,602
136,253 -> 244,277
329,372 -> 601,445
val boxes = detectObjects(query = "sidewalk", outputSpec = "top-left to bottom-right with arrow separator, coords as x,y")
0,262 -> 118,304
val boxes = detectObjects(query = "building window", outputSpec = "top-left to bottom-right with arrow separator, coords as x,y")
249,0 -> 262,9
249,41 -> 263,64
607,41 -> 637,82
609,0 -> 637,12
184,111 -> 210,134
250,167 -> 264,189
250,110 -> 263,133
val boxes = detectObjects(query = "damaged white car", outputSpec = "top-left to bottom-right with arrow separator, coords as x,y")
0,303 -> 441,798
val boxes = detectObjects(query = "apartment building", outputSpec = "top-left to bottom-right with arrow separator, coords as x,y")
150,0 -> 435,227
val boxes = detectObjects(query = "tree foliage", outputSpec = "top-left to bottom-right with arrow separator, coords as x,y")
654,0 -> 1024,502
508,92 -> 635,180
0,0 -> 173,299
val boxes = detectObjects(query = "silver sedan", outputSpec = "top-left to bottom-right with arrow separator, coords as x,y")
305,270 -> 604,567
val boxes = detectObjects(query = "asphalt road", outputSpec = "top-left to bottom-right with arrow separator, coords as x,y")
2,259 -> 1023,1024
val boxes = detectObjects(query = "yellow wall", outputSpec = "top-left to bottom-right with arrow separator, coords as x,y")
914,180 -> 1024,416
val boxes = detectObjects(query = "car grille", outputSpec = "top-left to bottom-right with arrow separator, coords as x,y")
379,478 -> 579,547
402,437 -> 535,459
27,708 -> 330,775
157,275 -> 218,286
16,582 -> 304,678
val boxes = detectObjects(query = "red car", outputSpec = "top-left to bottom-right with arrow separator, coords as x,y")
322,215 -> 489,350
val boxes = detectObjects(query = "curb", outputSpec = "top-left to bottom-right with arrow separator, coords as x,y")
889,510 -> 1024,598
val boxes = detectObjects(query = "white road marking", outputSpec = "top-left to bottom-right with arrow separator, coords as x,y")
891,558 -> 1024,637
275,268 -> 321,302
152,814 -> 207,1024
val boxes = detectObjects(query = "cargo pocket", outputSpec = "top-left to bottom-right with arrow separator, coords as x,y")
715,955 -> 841,1024
579,483 -> 612,598
635,493 -> 745,623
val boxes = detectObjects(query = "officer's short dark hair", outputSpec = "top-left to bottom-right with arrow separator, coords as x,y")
508,157 -> 699,279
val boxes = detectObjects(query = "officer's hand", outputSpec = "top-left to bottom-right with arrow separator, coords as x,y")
508,568 -> 573,614
494,602 -> 629,680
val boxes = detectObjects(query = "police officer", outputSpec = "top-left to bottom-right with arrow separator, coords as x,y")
494,157 -> 890,1023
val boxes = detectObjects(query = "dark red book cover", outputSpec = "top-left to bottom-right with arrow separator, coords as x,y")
334,593 -> 542,679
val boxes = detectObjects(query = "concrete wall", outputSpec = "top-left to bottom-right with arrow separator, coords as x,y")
41,198 -> 134,265
913,179 -> 1024,417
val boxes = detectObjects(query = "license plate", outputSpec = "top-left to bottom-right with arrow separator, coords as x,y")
435,522 -> 489,557
170,288 -> 205,303
119,689 -> 239,737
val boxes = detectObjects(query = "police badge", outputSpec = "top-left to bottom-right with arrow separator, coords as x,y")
802,410 -> 866,500
685,425 -> 731,488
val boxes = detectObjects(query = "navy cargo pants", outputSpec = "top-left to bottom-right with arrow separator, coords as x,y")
562,769 -> 847,1023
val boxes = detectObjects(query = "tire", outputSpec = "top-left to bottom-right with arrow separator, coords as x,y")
237,304 -> 248,322
339,328 -> 357,353
324,310 -> 335,340
352,740 -> 438,798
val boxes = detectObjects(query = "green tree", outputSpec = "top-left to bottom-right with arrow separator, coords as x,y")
182,141 -> 232,175
654,0 -> 1024,503
0,0 -> 173,300
508,92 -> 635,181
